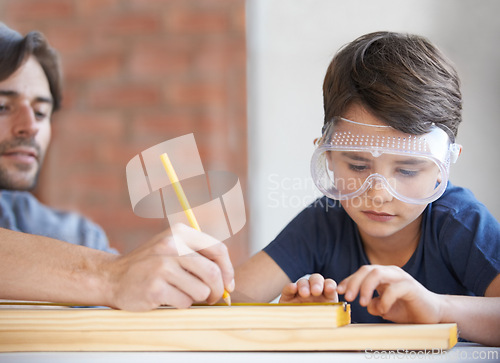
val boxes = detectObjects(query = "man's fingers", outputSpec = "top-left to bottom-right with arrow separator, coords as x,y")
172,223 -> 235,292
163,262 -> 212,303
159,283 -> 195,309
177,254 -> 224,304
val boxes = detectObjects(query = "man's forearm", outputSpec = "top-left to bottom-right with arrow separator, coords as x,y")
0,228 -> 116,306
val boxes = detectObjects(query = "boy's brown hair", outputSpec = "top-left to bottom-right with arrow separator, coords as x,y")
323,31 -> 462,137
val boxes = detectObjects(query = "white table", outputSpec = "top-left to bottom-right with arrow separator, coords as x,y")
1,343 -> 499,363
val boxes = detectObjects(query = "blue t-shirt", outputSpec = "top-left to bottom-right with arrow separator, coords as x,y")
264,183 -> 500,323
0,190 -> 116,253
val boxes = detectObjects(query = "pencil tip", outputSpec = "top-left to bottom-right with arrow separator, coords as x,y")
223,293 -> 232,306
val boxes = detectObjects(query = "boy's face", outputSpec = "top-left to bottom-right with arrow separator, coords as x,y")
339,105 -> 427,239
0,56 -> 53,190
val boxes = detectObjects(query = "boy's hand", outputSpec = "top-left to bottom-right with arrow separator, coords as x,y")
279,273 -> 338,303
337,265 -> 442,323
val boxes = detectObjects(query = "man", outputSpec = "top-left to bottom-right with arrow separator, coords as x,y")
0,22 -> 234,311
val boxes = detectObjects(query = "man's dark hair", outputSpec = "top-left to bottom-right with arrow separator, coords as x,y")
323,31 -> 462,137
0,22 -> 62,112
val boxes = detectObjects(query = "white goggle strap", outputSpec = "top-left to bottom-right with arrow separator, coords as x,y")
449,143 -> 462,164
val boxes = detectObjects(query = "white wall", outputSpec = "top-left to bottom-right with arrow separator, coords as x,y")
247,0 -> 500,253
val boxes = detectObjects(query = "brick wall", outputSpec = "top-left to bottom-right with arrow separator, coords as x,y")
0,0 -> 249,264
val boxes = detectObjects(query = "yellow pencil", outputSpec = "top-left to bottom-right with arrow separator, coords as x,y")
160,152 -> 232,306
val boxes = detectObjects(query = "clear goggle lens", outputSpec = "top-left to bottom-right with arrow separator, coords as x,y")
311,117 -> 461,205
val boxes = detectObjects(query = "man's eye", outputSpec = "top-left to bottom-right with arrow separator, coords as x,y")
34,110 -> 49,120
0,104 -> 8,112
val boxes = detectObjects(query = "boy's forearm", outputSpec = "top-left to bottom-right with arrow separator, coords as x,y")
439,294 -> 500,346
0,228 -> 117,306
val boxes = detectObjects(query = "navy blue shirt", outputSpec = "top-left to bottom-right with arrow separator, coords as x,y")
0,190 -> 116,253
264,183 -> 500,323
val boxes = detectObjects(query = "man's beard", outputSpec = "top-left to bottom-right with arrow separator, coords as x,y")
0,138 -> 43,191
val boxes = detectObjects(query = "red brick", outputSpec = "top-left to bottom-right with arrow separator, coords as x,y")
88,84 -> 162,109
128,40 -> 191,79
64,53 -> 123,81
127,0 -> 168,11
97,13 -> 161,36
131,111 -> 197,138
42,25 -> 89,56
164,7 -> 230,34
165,81 -> 226,107
76,0 -> 122,17
54,110 -> 125,141
4,0 -> 75,21
230,2 -> 246,33
3,0 -> 248,260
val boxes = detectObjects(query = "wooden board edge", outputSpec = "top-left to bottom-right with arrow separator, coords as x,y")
0,323 -> 458,352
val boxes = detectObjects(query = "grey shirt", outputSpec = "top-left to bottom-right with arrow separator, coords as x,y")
0,190 -> 116,253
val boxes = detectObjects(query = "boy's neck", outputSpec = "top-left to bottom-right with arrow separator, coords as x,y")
359,216 -> 422,268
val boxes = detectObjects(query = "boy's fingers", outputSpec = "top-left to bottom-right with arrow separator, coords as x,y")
309,274 -> 325,296
367,284 -> 401,317
338,266 -> 374,301
323,279 -> 338,301
281,282 -> 298,296
296,278 -> 311,297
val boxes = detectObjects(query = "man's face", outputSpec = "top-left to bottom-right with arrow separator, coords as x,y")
0,56 -> 53,190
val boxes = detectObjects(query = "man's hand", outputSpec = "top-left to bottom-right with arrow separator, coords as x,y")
337,265 -> 442,323
279,273 -> 338,304
103,223 -> 234,311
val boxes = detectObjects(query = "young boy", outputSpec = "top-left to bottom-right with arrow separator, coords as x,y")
235,31 -> 500,346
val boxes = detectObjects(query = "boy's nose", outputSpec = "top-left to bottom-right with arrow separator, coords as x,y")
365,176 -> 394,205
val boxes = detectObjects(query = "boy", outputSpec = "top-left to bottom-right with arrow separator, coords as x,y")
235,31 -> 500,346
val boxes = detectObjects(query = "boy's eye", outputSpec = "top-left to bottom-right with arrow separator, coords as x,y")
349,164 -> 368,172
398,168 -> 418,177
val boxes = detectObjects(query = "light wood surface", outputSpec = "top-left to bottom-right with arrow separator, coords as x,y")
0,303 -> 458,352
0,303 -> 350,331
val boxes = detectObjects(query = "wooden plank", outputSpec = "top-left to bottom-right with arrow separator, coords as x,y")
0,304 -> 458,352
0,303 -> 350,331
0,324 -> 457,352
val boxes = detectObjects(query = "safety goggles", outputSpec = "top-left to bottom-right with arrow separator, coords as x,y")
310,117 -> 461,204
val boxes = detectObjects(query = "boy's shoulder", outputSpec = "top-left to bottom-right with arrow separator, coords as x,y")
430,182 -> 498,231
433,183 -> 487,214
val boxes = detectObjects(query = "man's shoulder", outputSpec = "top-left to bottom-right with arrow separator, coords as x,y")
0,190 -> 112,250
2,190 -> 71,218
